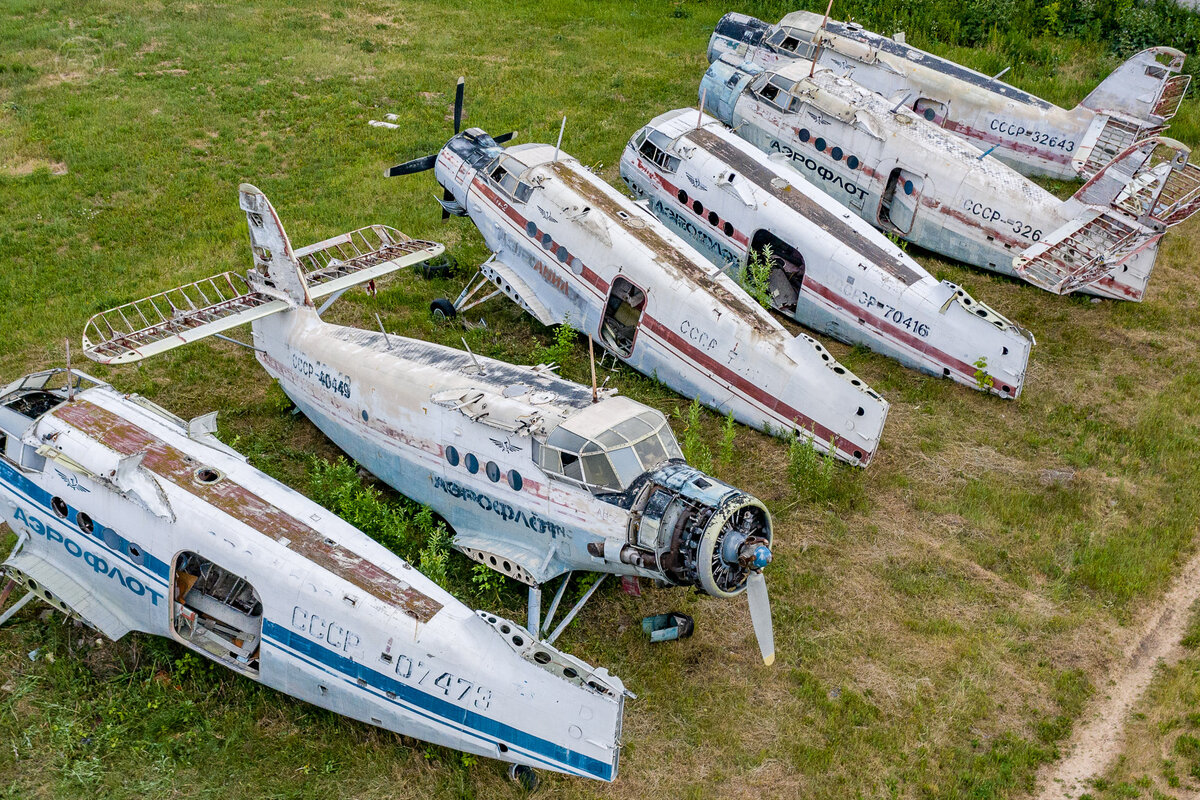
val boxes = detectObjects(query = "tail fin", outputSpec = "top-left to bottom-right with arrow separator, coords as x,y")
82,184 -> 445,365
239,183 -> 311,306
1080,47 -> 1189,122
1074,137 -> 1200,227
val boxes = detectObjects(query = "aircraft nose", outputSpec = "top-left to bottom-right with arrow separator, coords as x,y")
700,58 -> 749,125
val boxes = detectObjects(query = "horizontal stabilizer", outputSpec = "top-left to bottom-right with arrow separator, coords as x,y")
82,273 -> 286,365
1076,137 -> 1200,227
83,229 -> 446,365
1014,209 -> 1149,294
293,225 -> 444,299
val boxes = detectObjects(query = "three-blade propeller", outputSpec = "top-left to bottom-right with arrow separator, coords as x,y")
382,76 -> 516,219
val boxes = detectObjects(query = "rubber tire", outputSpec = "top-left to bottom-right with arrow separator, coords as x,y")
416,254 -> 458,279
508,764 -> 540,792
430,298 -> 457,320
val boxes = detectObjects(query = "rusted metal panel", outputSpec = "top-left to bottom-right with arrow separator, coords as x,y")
51,400 -> 443,622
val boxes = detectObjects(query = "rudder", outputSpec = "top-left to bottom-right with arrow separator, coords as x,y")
1080,47 -> 1189,123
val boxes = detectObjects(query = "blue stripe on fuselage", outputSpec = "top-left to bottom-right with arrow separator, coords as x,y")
261,620 -> 615,781
0,458 -> 169,586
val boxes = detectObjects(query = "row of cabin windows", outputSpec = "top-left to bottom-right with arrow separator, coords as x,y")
675,188 -> 736,238
444,445 -> 523,491
795,128 -> 862,170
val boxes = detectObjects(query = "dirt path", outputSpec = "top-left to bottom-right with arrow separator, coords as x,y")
1032,547 -> 1200,800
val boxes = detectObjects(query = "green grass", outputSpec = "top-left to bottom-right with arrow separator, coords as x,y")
2,0 -> 1200,798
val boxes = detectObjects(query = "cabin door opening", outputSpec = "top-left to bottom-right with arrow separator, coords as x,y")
599,276 -> 647,358
749,229 -> 805,313
172,551 -> 263,674
879,168 -> 924,235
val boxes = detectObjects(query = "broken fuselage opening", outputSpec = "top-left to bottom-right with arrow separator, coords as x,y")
172,551 -> 263,674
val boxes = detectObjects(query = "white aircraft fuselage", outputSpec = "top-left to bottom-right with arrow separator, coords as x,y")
619,108 -> 1033,398
702,58 -> 1166,301
0,371 -> 625,780
431,132 -> 889,464
709,11 -> 1189,180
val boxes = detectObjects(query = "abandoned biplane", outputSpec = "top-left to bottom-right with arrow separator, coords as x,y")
701,56 -> 1199,301
0,368 -> 626,784
709,11 -> 1196,181
620,107 -> 1033,398
382,78 -> 889,466
80,184 -> 779,667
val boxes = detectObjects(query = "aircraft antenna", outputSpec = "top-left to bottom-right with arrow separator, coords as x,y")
697,88 -> 707,128
461,337 -> 485,374
553,116 -> 567,163
810,0 -> 835,78
64,338 -> 74,402
588,335 -> 598,403
375,313 -> 393,349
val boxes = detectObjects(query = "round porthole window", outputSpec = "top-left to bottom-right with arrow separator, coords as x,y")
847,155 -> 860,169
692,199 -> 704,215
361,409 -> 369,422
798,128 -> 810,142
556,245 -> 569,263
923,108 -> 936,121
127,543 -> 145,565
707,211 -> 719,226
77,511 -> 94,534
814,137 -> 826,152
445,445 -> 460,467
526,221 -> 537,237
508,470 -> 523,491
541,233 -> 553,249
723,221 -> 734,236
51,496 -> 68,519
465,453 -> 479,474
485,461 -> 501,483
831,146 -> 843,161
903,180 -> 915,195
677,189 -> 688,204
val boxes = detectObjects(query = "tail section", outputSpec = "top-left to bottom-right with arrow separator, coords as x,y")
239,183 -> 311,306
82,184 -> 445,365
1074,137 -> 1200,227
1014,208 -> 1161,300
1080,47 -> 1189,123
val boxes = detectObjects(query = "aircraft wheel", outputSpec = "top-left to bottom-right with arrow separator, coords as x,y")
416,254 -> 458,279
508,763 -> 540,792
430,298 -> 457,320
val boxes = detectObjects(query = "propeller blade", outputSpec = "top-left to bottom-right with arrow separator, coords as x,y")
494,130 -> 519,145
746,571 -> 775,666
441,187 -> 454,221
453,76 -> 465,134
385,153 -> 438,177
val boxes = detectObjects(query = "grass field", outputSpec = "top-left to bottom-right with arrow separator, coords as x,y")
2,1 -> 1200,798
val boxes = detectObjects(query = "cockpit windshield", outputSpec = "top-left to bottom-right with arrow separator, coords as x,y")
486,155 -> 534,203
533,398 -> 684,494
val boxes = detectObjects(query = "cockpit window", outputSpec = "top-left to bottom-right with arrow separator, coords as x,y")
767,27 -> 814,56
534,408 -> 684,494
487,156 -> 534,203
637,136 -> 680,173
753,74 -> 799,112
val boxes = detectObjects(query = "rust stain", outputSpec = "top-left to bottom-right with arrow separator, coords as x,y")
549,162 -> 774,335
52,401 -> 442,623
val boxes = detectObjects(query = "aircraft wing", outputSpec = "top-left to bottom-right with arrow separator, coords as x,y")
478,255 -> 557,326
451,529 -> 570,586
4,549 -> 140,639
